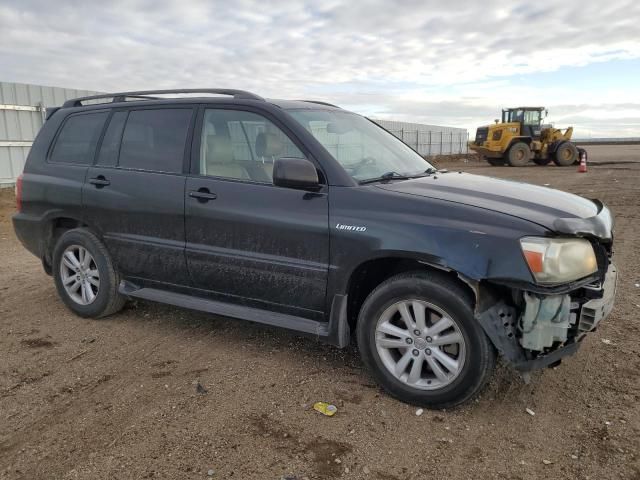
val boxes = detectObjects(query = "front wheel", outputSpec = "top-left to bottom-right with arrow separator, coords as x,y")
356,271 -> 496,408
507,142 -> 531,167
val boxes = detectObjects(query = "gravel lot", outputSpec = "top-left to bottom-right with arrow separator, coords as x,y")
1,145 -> 639,479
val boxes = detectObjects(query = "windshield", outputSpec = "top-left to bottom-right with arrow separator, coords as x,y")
288,110 -> 434,182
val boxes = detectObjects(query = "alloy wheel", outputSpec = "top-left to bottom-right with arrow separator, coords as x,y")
375,300 -> 466,390
59,245 -> 100,305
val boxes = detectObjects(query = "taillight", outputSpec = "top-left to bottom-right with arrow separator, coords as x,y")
15,174 -> 23,212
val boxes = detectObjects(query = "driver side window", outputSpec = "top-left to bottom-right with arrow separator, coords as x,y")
199,109 -> 305,182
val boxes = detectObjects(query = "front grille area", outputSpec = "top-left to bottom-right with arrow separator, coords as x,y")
475,127 -> 488,144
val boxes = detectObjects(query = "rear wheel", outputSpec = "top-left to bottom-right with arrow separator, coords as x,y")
356,271 -> 496,408
553,142 -> 578,166
507,142 -> 531,167
52,228 -> 126,318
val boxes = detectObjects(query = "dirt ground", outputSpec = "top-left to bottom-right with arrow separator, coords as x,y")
1,145 -> 639,480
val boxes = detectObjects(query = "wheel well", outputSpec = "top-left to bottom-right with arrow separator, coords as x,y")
508,137 -> 532,149
44,217 -> 86,265
345,257 -> 476,330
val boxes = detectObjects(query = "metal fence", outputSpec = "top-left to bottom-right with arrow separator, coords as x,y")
0,81 -> 101,186
371,119 -> 469,157
385,128 -> 469,156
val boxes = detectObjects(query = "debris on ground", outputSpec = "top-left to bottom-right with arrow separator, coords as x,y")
196,382 -> 208,394
542,459 -> 553,465
525,408 -> 536,416
207,469 -> 215,476
601,338 -> 613,345
415,408 -> 424,416
313,402 -> 337,416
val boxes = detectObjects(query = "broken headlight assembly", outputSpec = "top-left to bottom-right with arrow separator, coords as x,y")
520,237 -> 598,284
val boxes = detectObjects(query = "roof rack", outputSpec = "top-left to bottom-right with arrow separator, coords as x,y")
299,100 -> 341,108
62,89 -> 264,108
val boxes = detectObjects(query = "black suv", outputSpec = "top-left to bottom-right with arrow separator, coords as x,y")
13,89 -> 617,408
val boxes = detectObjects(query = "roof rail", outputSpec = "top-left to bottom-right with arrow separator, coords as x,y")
62,89 -> 264,108
299,100 -> 341,108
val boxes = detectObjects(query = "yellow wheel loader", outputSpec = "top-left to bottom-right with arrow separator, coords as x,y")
469,107 -> 577,167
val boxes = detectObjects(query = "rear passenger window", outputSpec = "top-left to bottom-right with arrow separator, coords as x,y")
50,112 -> 109,164
96,111 -> 128,166
119,109 -> 192,173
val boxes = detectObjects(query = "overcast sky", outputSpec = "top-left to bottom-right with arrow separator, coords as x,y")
2,0 -> 640,137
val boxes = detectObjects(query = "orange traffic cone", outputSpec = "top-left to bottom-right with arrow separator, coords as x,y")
578,150 -> 587,173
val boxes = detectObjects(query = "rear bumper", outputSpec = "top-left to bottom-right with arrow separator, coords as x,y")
12,213 -> 44,258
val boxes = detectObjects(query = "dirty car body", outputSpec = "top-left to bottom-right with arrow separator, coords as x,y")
13,89 -> 616,407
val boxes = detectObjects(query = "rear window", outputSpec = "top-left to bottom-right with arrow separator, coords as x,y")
118,109 -> 192,173
49,112 -> 109,164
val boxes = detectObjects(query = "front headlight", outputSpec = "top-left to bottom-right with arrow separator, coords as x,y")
520,237 -> 598,284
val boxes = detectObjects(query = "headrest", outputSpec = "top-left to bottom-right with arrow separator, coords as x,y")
206,135 -> 233,164
256,132 -> 285,158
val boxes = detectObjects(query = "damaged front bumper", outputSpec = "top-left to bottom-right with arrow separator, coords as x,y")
476,264 -> 617,372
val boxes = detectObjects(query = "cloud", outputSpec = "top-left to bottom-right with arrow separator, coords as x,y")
1,0 -> 639,136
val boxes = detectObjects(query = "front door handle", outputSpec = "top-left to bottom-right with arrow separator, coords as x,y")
189,189 -> 217,202
89,176 -> 110,187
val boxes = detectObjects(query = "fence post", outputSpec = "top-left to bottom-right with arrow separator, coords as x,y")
450,132 -> 453,155
440,131 -> 443,155
428,131 -> 432,157
415,130 -> 419,152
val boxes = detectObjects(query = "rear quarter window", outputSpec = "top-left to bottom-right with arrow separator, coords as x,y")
49,112 -> 109,164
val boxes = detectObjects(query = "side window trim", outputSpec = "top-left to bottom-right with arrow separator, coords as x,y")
46,110 -> 110,165
93,109 -> 129,167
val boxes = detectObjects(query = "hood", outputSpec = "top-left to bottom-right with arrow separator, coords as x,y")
376,172 -> 601,233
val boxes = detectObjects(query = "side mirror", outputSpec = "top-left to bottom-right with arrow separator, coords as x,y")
273,157 -> 320,190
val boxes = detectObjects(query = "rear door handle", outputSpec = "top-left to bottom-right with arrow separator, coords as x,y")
189,189 -> 217,202
89,176 -> 110,187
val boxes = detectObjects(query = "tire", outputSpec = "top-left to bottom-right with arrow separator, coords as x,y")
52,228 -> 126,318
356,271 -> 496,409
507,142 -> 531,167
486,157 -> 506,166
553,142 -> 578,166
533,156 -> 552,166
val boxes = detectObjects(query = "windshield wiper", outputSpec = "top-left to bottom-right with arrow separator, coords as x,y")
409,167 -> 437,178
359,171 -> 412,184
359,168 -> 438,184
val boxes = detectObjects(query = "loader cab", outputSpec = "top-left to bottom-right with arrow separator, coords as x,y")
502,107 -> 546,138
